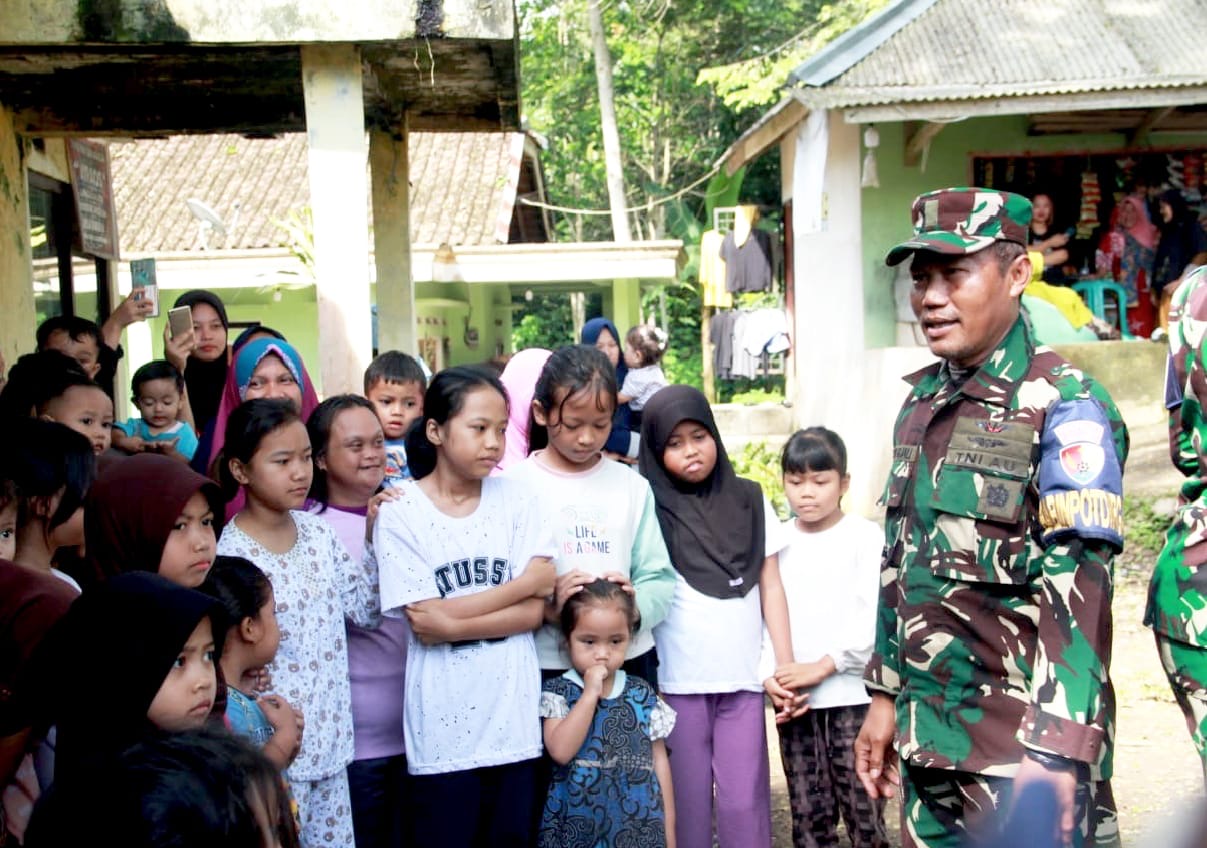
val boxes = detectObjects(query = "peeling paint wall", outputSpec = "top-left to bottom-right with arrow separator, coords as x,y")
0,105 -> 35,373
0,0 -> 513,43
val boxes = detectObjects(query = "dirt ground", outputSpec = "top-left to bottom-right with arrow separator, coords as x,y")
766,419 -> 1203,847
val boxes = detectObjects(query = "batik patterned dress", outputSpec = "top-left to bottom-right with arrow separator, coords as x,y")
539,671 -> 675,848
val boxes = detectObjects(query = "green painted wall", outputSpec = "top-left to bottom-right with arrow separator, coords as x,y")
139,285 -> 323,389
138,283 -> 515,396
859,116 -> 1207,347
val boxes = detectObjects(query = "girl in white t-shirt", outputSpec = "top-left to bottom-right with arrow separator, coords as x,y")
504,344 -> 675,684
766,427 -> 888,847
638,385 -> 797,848
373,366 -> 557,847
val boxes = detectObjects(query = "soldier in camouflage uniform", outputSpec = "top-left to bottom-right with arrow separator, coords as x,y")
853,188 -> 1128,848
1146,264 -> 1207,783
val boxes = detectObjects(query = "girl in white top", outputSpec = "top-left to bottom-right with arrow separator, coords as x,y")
215,397 -> 380,848
638,386 -> 797,848
765,427 -> 887,847
373,366 -> 557,847
504,344 -> 675,682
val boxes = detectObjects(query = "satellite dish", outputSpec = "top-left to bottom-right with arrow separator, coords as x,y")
185,198 -> 227,250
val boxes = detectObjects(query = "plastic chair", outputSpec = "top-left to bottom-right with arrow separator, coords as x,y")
1071,279 -> 1135,340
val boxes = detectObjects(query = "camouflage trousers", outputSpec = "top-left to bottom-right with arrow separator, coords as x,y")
1155,631 -> 1207,785
900,765 -> 1120,848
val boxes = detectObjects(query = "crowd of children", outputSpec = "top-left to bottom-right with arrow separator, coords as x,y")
0,291 -> 888,848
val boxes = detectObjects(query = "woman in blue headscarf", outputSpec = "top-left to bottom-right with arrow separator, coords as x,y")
581,317 -> 638,460
191,335 -> 320,476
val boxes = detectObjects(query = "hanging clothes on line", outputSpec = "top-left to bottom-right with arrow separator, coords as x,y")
699,230 -> 734,308
709,307 -> 790,381
709,310 -> 738,380
720,206 -> 774,293
738,308 -> 790,358
729,312 -> 762,379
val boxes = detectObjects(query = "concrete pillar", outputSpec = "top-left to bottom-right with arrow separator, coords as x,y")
791,112 -> 876,506
611,279 -> 641,335
301,44 -> 373,395
0,105 -> 34,373
370,123 -> 417,356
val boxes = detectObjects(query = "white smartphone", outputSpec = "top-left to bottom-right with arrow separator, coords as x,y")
168,305 -> 193,339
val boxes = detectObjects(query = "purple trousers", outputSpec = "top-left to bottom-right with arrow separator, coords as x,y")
662,691 -> 772,848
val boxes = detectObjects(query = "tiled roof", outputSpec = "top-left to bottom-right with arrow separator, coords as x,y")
108,131 -> 537,253
792,0 -> 1207,109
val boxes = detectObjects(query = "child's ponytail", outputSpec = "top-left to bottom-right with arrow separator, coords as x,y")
217,398 -> 301,502
528,345 -> 617,453
199,555 -> 272,635
405,366 -> 508,480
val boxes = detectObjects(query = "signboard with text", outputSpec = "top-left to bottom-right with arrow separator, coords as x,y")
67,139 -> 120,260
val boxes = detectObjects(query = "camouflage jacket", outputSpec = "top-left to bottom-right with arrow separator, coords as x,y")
1148,267 -> 1207,645
866,316 -> 1127,779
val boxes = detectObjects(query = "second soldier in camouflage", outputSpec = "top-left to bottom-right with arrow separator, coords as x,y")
1146,264 -> 1207,784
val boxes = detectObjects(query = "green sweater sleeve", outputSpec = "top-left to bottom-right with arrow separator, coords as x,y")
629,488 -> 676,636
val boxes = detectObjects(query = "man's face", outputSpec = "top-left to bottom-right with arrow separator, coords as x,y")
908,248 -> 1029,370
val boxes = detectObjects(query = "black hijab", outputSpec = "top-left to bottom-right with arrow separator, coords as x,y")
173,290 -> 230,436
34,573 -> 224,781
638,385 -> 765,599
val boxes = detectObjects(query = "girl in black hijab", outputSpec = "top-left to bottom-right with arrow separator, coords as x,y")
166,290 -> 231,440
32,573 -> 224,782
636,385 -> 798,848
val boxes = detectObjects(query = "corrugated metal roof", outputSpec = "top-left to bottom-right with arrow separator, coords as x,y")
788,0 -> 938,87
109,131 -> 537,254
793,0 -> 1207,109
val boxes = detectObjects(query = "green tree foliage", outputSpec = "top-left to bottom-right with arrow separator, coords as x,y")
516,0 -> 881,385
731,441 -> 790,519
520,0 -> 801,243
642,281 -> 701,387
510,291 -> 580,350
696,0 -> 892,110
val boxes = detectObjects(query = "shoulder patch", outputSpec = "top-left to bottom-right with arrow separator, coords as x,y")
1037,398 -> 1124,550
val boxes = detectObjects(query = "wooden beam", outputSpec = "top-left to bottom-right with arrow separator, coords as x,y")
843,86 -> 1207,123
1129,106 -> 1174,146
721,97 -> 808,176
904,120 -> 945,167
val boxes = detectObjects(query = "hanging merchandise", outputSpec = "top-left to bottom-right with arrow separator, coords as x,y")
1168,153 -> 1185,190
1076,171 -> 1101,240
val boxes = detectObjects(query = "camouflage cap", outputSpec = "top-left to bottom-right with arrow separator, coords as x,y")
885,187 -> 1033,266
